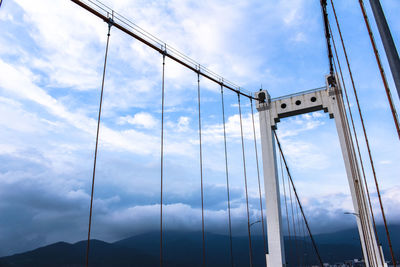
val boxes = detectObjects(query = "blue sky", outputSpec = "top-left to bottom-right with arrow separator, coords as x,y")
0,0 -> 399,257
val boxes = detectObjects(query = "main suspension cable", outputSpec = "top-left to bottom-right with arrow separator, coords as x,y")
330,1 -> 397,265
70,0 -> 258,101
320,0 -> 335,76
197,72 -> 206,267
237,93 -> 253,267
250,99 -> 267,267
274,130 -> 324,267
86,21 -> 112,267
358,0 -> 400,139
159,53 -> 166,267
220,85 -> 234,267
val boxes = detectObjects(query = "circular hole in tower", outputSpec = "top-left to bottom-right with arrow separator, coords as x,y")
281,103 -> 287,109
311,96 -> 317,102
295,100 -> 301,105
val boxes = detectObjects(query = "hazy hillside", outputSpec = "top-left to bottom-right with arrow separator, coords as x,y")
0,225 -> 398,267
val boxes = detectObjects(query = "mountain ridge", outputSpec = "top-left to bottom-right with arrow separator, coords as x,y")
0,225 -> 398,266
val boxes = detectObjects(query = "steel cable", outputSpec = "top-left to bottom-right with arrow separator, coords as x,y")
331,56 -> 376,266
237,93 -> 253,267
320,0 -> 335,76
220,85 -> 234,267
329,20 -> 384,266
279,151 -> 291,264
274,130 -> 324,267
336,52 -> 380,266
294,196 -> 304,267
86,22 -> 112,267
250,99 -> 267,266
331,1 -> 397,265
159,53 -> 165,267
358,2 -> 398,264
358,0 -> 400,139
197,72 -> 206,267
287,162 -> 298,266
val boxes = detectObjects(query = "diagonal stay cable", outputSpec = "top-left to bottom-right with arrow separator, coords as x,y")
220,85 -> 234,267
86,21 -> 112,267
237,93 -> 253,267
273,130 -> 324,267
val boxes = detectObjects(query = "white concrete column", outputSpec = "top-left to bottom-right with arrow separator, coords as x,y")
327,77 -> 384,267
256,91 -> 286,267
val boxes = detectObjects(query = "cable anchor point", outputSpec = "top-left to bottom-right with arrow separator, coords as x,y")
327,73 -> 337,88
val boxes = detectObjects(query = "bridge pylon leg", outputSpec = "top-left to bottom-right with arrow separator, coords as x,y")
329,76 -> 385,267
257,91 -> 286,267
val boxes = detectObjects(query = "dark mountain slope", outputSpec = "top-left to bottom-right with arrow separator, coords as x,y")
0,225 -> 398,267
0,239 -> 174,267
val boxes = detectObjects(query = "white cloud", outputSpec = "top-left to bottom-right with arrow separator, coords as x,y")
177,116 -> 190,132
13,0 -> 106,90
202,112 -> 260,144
118,112 -> 157,129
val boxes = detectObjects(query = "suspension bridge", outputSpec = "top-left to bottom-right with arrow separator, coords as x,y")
6,0 -> 398,266
73,0 -> 399,266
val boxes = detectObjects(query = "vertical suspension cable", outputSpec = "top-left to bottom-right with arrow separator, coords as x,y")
287,162 -> 298,266
300,213 -> 310,266
197,71 -> 206,267
329,21 -> 384,266
294,196 -> 304,267
220,85 -> 234,267
86,21 -> 112,267
331,1 -> 397,265
358,0 -> 400,139
274,130 -> 324,267
279,151 -> 291,259
159,53 -> 166,267
250,99 -> 267,266
289,175 -> 301,266
237,93 -> 253,267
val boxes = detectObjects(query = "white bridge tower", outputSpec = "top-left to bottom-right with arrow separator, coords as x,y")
256,75 -> 386,267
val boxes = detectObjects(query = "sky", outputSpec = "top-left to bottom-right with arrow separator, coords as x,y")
0,0 -> 399,257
